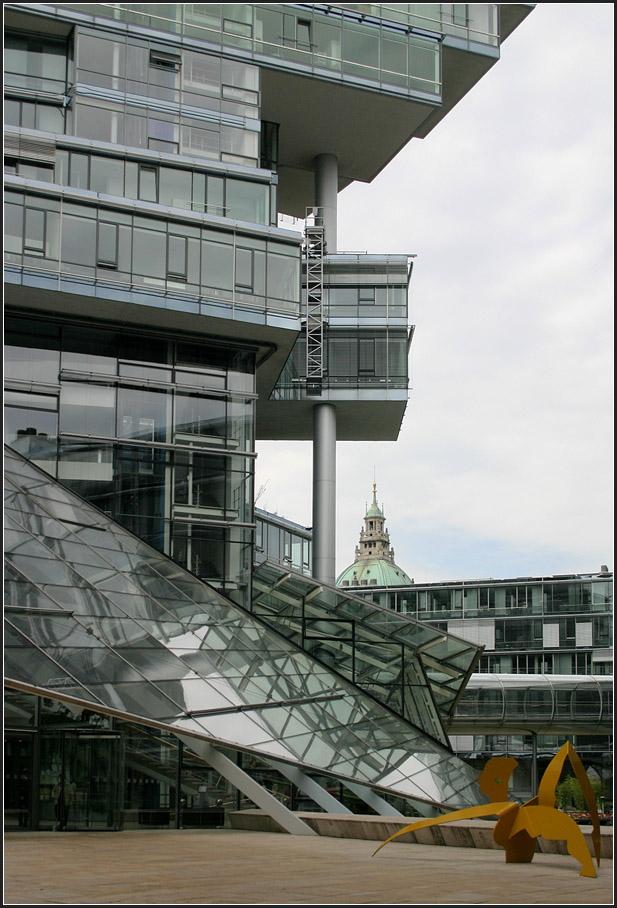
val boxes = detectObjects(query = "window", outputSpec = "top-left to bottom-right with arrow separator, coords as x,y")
4,391 -> 58,450
167,234 -> 187,280
159,167 -> 192,209
297,20 -> 312,50
90,156 -> 124,197
226,179 -> 269,224
8,160 -> 55,182
61,213 -> 96,267
207,176 -> 225,215
97,222 -> 118,268
60,384 -> 116,437
235,247 -> 253,290
202,237 -> 233,292
24,208 -> 46,255
148,119 -> 179,154
132,227 -> 166,279
69,152 -> 89,190
138,164 -> 158,202
359,286 -> 375,305
4,32 -> 68,94
149,49 -> 181,72
359,338 -> 375,373
267,249 -> 300,305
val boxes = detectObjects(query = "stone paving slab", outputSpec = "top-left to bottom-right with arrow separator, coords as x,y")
3,829 -> 613,905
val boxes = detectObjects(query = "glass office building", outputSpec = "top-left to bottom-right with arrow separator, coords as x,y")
4,3 -> 535,831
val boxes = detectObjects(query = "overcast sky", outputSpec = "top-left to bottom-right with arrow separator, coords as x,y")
256,2 -> 614,584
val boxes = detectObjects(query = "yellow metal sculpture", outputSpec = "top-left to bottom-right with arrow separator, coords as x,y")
374,742 -> 602,877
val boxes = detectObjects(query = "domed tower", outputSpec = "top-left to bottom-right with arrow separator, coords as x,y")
336,483 -> 412,589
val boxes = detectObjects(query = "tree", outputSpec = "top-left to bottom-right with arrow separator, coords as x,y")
556,774 -> 606,812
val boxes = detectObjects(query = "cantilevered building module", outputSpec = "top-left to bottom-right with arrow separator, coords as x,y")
4,3 -> 533,830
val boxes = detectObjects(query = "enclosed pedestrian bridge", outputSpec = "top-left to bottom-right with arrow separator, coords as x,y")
448,672 -> 612,736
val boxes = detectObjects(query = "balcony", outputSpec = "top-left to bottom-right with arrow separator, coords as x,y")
4,178 -> 303,398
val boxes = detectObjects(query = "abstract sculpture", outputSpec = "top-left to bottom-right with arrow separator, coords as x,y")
374,742 -> 602,877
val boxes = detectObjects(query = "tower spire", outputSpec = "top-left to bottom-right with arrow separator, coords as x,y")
337,481 -> 413,588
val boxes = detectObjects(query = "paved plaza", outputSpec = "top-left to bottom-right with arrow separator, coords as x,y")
3,828 -> 613,905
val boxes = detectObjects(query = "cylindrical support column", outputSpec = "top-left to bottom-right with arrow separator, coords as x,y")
312,402 -> 337,586
314,153 -> 338,253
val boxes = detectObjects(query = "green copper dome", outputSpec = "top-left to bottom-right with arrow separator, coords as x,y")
336,558 -> 412,589
336,482 -> 412,589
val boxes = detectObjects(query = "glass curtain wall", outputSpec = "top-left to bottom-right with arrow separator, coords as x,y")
4,189 -> 300,315
53,3 -> 443,98
4,315 -> 256,601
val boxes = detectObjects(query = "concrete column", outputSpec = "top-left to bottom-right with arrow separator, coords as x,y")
267,759 -> 352,814
177,736 -> 317,836
312,402 -> 336,586
314,153 -> 338,253
342,781 -> 405,817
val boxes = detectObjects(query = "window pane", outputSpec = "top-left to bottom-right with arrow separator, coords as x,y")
60,384 -> 116,437
226,179 -> 269,224
174,395 -> 226,439
267,251 -> 299,304
235,247 -> 252,289
69,153 -> 90,189
4,405 -> 58,450
207,176 -> 225,215
36,105 -> 65,134
167,234 -> 187,279
133,228 -> 166,278
118,388 -> 169,442
90,157 -> 125,196
4,339 -> 59,384
159,167 -> 192,208
202,239 -> 233,290
24,209 -> 45,254
61,214 -> 96,267
138,165 -> 158,202
5,203 -> 24,254
98,222 -> 118,267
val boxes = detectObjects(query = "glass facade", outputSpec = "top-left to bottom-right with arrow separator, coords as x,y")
4,446 -> 485,830
272,254 -> 410,400
361,575 -> 613,677
252,562 -> 482,741
5,144 -> 275,225
52,3 -> 444,99
4,315 -> 256,600
256,509 -> 312,576
5,188 -> 300,315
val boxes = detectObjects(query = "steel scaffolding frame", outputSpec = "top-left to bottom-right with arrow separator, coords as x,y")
304,207 -> 325,392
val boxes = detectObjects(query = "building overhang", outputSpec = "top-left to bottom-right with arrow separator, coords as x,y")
262,4 -> 535,216
256,395 -> 408,441
4,275 -> 299,402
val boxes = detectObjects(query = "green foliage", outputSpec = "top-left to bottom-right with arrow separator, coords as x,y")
555,774 -> 606,812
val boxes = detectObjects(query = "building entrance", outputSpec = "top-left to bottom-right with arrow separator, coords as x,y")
40,730 -> 123,831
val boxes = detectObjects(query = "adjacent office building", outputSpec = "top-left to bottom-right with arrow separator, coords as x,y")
4,3 -> 534,831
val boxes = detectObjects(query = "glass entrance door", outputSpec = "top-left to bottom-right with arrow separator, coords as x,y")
40,730 -> 123,830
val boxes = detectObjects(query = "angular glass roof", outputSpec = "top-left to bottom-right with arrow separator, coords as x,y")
4,446 -> 482,809
253,562 -> 481,738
